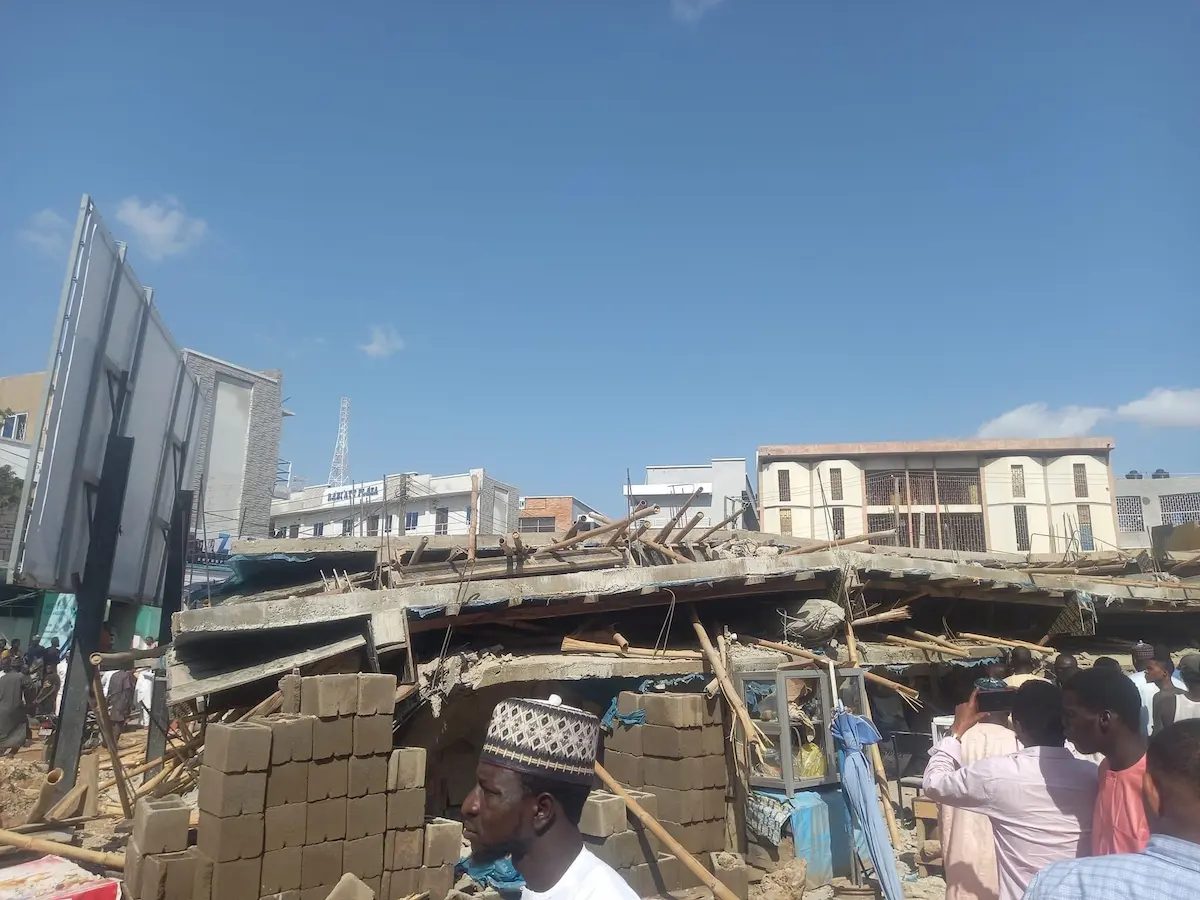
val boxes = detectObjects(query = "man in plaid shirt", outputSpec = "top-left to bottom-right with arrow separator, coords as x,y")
1023,719 -> 1200,898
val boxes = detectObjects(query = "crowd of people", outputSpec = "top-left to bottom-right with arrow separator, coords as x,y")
923,643 -> 1200,900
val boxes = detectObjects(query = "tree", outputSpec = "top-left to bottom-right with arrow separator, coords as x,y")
0,464 -> 20,511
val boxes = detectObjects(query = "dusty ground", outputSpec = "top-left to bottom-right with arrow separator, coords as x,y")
0,754 -> 47,827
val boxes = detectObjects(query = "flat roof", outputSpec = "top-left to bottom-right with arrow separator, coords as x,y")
759,437 -> 1115,460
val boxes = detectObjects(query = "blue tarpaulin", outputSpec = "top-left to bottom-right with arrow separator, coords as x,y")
830,710 -> 903,900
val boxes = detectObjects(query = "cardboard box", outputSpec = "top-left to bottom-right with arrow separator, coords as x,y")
346,793 -> 387,840
353,715 -> 394,757
261,847 -> 303,894
348,753 -> 388,798
133,796 -> 190,855
386,747 -> 426,791
357,674 -> 398,716
198,767 -> 267,817
197,811 -> 264,862
265,802 -> 307,850
204,721 -> 273,773
311,716 -> 353,761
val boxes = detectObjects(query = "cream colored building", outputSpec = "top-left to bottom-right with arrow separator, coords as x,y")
757,438 -> 1118,555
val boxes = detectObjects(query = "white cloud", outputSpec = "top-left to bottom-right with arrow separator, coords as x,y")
359,326 -> 404,359
19,208 -> 70,256
977,403 -> 1110,438
115,196 -> 207,260
671,0 -> 726,23
1116,387 -> 1200,428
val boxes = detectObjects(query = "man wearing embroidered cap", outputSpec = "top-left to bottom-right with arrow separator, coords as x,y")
462,694 -> 638,900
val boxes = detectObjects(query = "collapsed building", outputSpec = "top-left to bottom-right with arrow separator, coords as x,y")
160,507 -> 1200,896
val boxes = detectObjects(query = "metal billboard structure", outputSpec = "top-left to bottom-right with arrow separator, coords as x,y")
6,194 -> 205,605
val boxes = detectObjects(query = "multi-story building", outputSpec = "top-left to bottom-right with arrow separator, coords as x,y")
183,351 -> 289,540
0,372 -> 44,568
1114,470 -> 1200,551
269,469 -> 519,539
517,496 -> 608,534
757,438 -> 1118,555
622,459 -> 759,533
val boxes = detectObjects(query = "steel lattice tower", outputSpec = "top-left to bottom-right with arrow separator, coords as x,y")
327,397 -> 350,487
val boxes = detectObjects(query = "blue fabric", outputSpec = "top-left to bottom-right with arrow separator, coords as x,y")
456,855 -> 525,892
636,672 -> 707,693
601,696 -> 647,730
746,790 -> 834,888
830,710 -> 903,900
1023,834 -> 1200,899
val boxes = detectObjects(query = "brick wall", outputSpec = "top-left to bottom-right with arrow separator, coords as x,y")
518,497 -> 574,532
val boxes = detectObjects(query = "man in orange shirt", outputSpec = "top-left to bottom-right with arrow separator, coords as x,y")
1062,668 -> 1148,855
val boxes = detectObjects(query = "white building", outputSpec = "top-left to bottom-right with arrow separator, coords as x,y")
269,469 -> 519,539
757,438 -> 1118,555
623,459 -> 759,532
1114,470 -> 1200,551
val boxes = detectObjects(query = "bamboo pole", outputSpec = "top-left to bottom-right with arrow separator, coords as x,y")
81,753 -> 100,817
21,769 -> 63,825
0,826 -> 127,870
781,529 -> 897,556
639,537 -> 692,565
8,814 -> 114,835
884,635 -> 971,658
689,610 -> 769,760
652,487 -> 704,544
90,645 -> 169,670
407,536 -> 429,567
673,512 -> 705,544
467,474 -> 480,562
611,632 -> 631,652
954,632 -> 1056,656
533,505 -> 659,556
735,634 -> 920,701
561,637 -> 702,659
91,669 -> 135,820
844,620 -> 902,847
511,533 -> 526,556
595,762 -> 739,900
98,739 -> 199,792
851,607 -> 912,627
909,630 -> 967,653
135,760 -> 179,797
695,504 -> 749,544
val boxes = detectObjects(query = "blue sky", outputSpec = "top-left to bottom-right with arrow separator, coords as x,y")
2,1 -> 1197,515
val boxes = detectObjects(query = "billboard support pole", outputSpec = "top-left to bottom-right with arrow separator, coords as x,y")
50,434 -> 135,793
144,489 -> 193,776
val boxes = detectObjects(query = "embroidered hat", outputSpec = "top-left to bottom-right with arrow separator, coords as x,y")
480,695 -> 599,785
1132,642 -> 1154,663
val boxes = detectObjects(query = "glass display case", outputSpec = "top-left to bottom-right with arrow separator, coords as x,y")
734,663 -> 870,797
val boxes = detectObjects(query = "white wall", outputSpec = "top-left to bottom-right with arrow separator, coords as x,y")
203,376 -> 253,535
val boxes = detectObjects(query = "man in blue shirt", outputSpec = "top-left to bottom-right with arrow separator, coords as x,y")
1022,719 -> 1200,898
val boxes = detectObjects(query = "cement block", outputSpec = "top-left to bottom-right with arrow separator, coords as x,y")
266,803 -> 307,850
301,888 -> 335,900
703,754 -> 727,789
418,865 -> 454,900
133,795 -> 191,854
124,838 -> 146,900
251,714 -> 315,764
703,790 -> 726,822
663,821 -> 711,855
192,851 -> 214,900
385,788 -> 425,830
642,756 -> 702,791
212,857 -> 263,900
584,830 -> 640,869
280,675 -> 302,715
624,854 -> 677,898
703,725 -> 724,757
361,877 -> 382,899
384,869 -> 419,900
348,753 -> 388,798
708,819 -> 726,852
308,757 -> 349,801
206,721 -> 273,773
579,791 -> 627,838
642,693 -> 705,728
307,797 -> 348,843
623,789 -> 659,822
198,767 -> 268,817
261,893 -> 302,900
654,786 -> 704,825
327,872 -> 376,900
710,852 -> 749,899
312,716 -> 354,761
641,724 -> 704,759
616,692 -> 644,715
353,715 -> 394,758
386,747 -> 426,791
347,793 -> 387,840
605,722 -> 642,756
301,841 -> 344,890
385,829 -> 424,870
343,833 -> 384,880
267,761 -> 309,807
141,847 -> 200,900
423,817 -> 464,867
261,847 -> 303,894
300,674 -> 359,718
357,673 -> 398,716
602,750 -> 643,788
197,811 -> 265,862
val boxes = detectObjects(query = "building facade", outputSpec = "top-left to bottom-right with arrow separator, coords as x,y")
623,459 -> 759,533
517,496 -> 607,534
183,351 -> 287,540
0,372 -> 42,569
1114,470 -> 1200,551
757,438 -> 1118,555
269,469 -> 519,539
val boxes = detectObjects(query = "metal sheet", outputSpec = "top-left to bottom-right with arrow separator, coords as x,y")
6,194 -> 205,604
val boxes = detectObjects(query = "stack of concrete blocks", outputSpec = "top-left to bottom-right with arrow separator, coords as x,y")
123,795 -> 196,900
604,692 -> 729,863
378,746 -> 463,900
579,788 -> 688,897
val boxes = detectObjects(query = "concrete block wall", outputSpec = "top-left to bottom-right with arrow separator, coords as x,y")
128,673 -> 456,900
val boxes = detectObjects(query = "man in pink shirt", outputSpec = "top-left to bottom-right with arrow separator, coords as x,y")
923,681 -> 1099,900
1061,667 -> 1149,855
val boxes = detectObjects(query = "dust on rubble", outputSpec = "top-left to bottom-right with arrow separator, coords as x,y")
753,858 -> 809,900
0,756 -> 47,827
